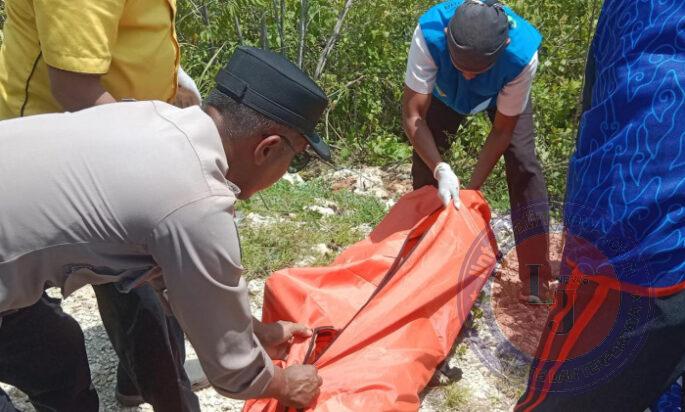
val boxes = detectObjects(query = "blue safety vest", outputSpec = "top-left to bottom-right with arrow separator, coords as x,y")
418,0 -> 542,115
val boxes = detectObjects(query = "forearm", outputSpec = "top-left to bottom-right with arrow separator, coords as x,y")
403,116 -> 443,172
468,130 -> 512,189
47,66 -> 117,112
55,86 -> 116,111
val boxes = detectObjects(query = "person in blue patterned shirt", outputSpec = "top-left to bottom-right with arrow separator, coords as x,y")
516,1 -> 685,410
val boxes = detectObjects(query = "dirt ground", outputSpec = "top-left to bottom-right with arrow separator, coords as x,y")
491,231 -> 564,359
1,166 -> 561,411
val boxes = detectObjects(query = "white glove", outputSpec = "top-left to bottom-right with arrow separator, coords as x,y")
177,66 -> 202,103
433,162 -> 460,209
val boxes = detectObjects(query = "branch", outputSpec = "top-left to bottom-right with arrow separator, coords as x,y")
573,0 -> 601,125
176,0 -> 205,26
199,2 -> 209,25
233,14 -> 244,45
328,75 -> 364,100
314,0 -> 354,80
280,0 -> 286,53
271,0 -> 285,53
297,0 -> 309,68
198,41 -> 229,89
260,11 -> 269,50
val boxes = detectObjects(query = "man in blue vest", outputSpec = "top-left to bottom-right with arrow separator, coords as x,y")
402,0 -> 551,302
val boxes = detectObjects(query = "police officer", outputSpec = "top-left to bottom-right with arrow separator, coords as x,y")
0,47 -> 327,411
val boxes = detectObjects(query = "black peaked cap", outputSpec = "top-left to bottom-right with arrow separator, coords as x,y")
215,46 -> 331,161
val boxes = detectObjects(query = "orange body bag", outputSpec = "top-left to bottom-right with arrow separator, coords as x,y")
244,187 -> 498,412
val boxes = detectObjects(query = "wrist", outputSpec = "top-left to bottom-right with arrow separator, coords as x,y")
252,318 -> 267,343
263,365 -> 286,399
433,162 -> 451,179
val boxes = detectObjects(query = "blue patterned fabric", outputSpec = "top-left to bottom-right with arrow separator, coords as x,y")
564,0 -> 685,288
651,377 -> 682,412
418,0 -> 541,115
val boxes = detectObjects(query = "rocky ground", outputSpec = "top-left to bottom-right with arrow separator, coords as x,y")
1,165 -> 562,411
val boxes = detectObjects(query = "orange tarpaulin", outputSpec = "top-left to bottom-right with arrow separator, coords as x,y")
244,187 -> 498,412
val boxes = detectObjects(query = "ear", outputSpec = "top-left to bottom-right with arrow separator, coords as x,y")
506,37 -> 512,46
444,27 -> 448,35
253,134 -> 282,166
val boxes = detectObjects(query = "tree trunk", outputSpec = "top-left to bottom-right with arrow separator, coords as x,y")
271,0 -> 285,53
297,0 -> 309,68
314,0 -> 354,80
260,12 -> 269,50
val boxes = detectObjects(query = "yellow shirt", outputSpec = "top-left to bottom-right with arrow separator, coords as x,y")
0,0 -> 179,119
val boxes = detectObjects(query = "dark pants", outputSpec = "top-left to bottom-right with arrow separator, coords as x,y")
412,98 -> 551,288
93,283 -> 200,412
515,280 -> 685,411
0,294 -> 99,411
0,285 -> 200,412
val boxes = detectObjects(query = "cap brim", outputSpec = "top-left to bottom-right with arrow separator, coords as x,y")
303,131 -> 332,162
446,25 -> 507,74
447,38 -> 497,73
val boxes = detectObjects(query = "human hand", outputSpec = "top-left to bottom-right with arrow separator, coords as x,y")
433,162 -> 460,209
257,321 -> 312,360
174,66 -> 201,108
278,365 -> 322,408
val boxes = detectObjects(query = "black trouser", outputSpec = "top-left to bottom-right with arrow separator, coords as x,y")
411,98 -> 551,288
515,280 -> 685,411
0,285 -> 200,412
93,283 -> 200,412
0,293 -> 99,411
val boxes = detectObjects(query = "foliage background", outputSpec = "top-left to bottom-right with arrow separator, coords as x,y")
0,0 -> 600,210
0,2 -> 600,405
175,0 -> 599,210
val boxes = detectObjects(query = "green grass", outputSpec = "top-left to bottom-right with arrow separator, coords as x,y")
444,382 -> 472,410
494,356 -> 530,401
454,342 -> 469,360
237,178 -> 387,280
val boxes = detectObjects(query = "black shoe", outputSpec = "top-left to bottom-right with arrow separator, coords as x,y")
115,389 -> 145,407
519,280 -> 558,305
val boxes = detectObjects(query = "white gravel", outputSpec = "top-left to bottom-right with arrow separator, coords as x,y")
1,167 -> 525,411
0,286 -> 245,412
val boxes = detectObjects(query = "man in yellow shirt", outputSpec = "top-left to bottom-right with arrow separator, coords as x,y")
0,0 -> 180,116
0,0 -> 202,410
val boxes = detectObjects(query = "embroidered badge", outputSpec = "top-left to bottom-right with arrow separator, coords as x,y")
508,15 -> 517,29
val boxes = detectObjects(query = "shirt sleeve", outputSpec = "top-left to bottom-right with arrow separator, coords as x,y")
496,52 -> 539,117
33,0 -> 126,74
147,196 -> 274,400
404,25 -> 438,94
